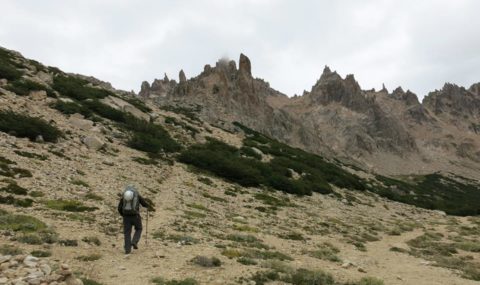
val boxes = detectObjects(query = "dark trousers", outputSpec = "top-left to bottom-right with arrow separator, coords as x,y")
123,215 -> 142,252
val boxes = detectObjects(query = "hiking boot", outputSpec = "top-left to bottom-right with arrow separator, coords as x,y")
132,243 -> 138,250
125,250 -> 131,255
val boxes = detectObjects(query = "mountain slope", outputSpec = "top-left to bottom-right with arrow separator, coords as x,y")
1,46 -> 480,285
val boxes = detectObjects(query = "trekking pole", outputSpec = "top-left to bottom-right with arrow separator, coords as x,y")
145,208 -> 149,247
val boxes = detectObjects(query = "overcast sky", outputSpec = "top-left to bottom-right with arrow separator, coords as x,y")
1,0 -> 479,99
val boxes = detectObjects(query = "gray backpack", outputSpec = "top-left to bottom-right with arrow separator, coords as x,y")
122,186 -> 139,215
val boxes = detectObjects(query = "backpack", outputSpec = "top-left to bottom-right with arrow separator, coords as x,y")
122,186 -> 140,215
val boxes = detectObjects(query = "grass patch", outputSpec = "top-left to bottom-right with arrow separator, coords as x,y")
183,210 -> 206,219
0,110 -> 62,142
0,195 -> 34,207
45,199 -> 98,212
85,192 -> 103,201
1,182 -> 28,195
14,150 -> 48,160
71,179 -> 89,188
306,242 -> 341,262
82,236 -> 101,246
191,255 -> 221,267
0,244 -> 23,255
31,250 -> 52,257
76,253 -> 102,261
81,279 -> 105,285
5,79 -> 54,97
151,277 -> 198,285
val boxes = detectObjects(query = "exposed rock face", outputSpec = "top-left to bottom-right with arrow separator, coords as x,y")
179,69 -> 187,83
140,55 -> 480,175
239,53 -> 252,76
423,83 -> 480,117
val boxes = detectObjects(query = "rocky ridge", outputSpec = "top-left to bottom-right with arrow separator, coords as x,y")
139,54 -> 480,178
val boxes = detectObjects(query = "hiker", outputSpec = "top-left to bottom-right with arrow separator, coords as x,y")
117,185 -> 153,254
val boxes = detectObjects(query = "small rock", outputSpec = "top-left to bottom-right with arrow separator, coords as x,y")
118,266 -> 126,271
35,135 -> 44,143
23,256 -> 39,267
39,264 -> 51,275
65,276 -> 83,285
0,277 -> 8,284
82,136 -> 105,150
0,255 -> 12,264
358,267 -> 367,273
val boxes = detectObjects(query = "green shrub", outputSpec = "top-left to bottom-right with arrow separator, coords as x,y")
237,257 -> 257,265
52,101 -> 92,117
287,268 -> 335,285
81,279 -> 104,285
45,199 -> 98,212
59,239 -> 78,246
151,277 -> 198,285
0,211 -> 46,232
71,179 -> 89,187
52,75 -> 114,101
0,245 -> 23,255
14,150 -> 48,160
76,253 -> 102,261
124,97 -> 152,113
0,195 -> 34,207
1,182 -> 28,195
5,79 -> 50,96
82,236 -> 101,246
0,111 -> 62,142
0,49 -> 23,80
31,250 -> 51,257
191,255 -> 221,267
357,277 -> 385,285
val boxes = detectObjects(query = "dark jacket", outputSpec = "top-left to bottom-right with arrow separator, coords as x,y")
118,194 -> 149,216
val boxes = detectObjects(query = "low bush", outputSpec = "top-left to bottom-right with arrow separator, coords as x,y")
14,150 -> 48,160
191,255 -> 221,267
30,250 -> 51,257
81,279 -> 104,285
52,75 -> 114,101
45,199 -> 98,212
5,79 -> 51,96
357,277 -> 385,285
76,254 -> 102,261
0,195 -> 33,207
82,236 -> 101,246
151,277 -> 198,285
1,182 -> 28,195
52,101 -> 92,117
0,48 -> 23,80
0,111 -> 62,142
0,245 -> 23,255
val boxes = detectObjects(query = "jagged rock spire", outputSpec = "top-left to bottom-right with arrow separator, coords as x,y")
239,53 -> 251,76
179,69 -> 186,83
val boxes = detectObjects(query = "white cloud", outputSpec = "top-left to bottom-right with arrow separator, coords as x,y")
1,0 -> 479,98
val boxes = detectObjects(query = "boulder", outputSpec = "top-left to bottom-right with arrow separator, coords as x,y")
68,116 -> 94,131
82,136 -> 105,150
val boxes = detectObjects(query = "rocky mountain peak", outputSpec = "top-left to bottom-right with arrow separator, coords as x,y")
390,87 -> 419,106
318,65 -> 342,84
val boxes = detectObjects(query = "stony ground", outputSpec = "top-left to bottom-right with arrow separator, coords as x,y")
1,82 -> 480,285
